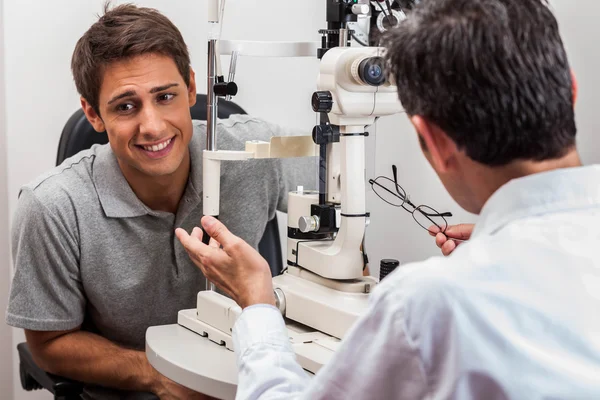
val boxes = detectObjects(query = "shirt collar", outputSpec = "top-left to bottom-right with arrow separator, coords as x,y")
93,123 -> 204,218
472,165 -> 600,237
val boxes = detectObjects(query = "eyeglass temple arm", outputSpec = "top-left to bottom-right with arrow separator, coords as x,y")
418,209 -> 453,218
369,177 -> 453,218
369,178 -> 406,202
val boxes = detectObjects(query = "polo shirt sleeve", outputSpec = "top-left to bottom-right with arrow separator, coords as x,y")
259,120 -> 318,214
6,187 -> 85,331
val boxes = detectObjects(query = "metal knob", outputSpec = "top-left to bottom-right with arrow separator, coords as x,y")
274,288 -> 286,314
311,91 -> 333,113
298,215 -> 320,233
352,4 -> 370,15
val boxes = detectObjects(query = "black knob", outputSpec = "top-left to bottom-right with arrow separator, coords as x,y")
380,259 -> 400,281
214,82 -> 238,97
312,91 -> 333,113
312,124 -> 332,145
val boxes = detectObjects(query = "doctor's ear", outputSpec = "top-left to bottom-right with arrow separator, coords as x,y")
80,97 -> 106,133
410,116 -> 458,174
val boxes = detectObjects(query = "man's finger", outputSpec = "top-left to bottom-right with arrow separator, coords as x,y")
444,223 -> 474,240
201,216 -> 239,249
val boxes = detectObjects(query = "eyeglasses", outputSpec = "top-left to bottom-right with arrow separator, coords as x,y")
369,165 -> 453,234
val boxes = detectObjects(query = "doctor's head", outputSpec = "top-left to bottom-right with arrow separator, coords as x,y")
71,3 -> 197,181
384,0 -> 579,214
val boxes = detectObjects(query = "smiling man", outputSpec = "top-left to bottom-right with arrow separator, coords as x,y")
5,4 -> 314,400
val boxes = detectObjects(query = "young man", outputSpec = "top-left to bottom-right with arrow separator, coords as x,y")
5,4 -> 314,400
178,0 -> 600,398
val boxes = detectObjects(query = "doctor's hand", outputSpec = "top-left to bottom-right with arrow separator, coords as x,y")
175,216 -> 276,309
428,223 -> 474,256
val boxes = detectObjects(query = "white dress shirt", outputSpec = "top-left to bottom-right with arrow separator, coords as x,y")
232,165 -> 600,400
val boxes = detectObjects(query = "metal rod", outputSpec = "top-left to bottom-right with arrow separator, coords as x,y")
225,50 -> 238,101
207,39 -> 218,152
319,143 -> 327,205
338,28 -> 349,47
206,38 -> 218,292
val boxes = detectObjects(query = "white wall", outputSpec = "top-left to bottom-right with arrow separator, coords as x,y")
1,1 -> 599,399
551,1 -> 600,166
0,0 -> 14,397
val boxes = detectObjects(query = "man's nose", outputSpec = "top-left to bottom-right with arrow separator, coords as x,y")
139,104 -> 167,137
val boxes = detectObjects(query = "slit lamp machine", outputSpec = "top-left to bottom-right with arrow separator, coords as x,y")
178,0 -> 417,374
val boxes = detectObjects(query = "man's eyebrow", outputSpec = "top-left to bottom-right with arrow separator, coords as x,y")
108,90 -> 136,105
150,83 -> 179,94
106,83 -> 179,105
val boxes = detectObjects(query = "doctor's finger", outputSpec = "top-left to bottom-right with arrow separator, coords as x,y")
441,239 -> 457,256
201,216 -> 241,250
435,232 -> 448,249
209,236 -> 221,249
443,224 -> 474,240
175,228 -> 213,262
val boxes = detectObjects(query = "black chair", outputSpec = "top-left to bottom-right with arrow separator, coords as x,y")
18,94 -> 284,399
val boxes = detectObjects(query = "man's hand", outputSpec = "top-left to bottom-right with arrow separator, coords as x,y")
25,328 -> 213,399
175,216 -> 276,309
153,374 -> 215,400
428,223 -> 474,256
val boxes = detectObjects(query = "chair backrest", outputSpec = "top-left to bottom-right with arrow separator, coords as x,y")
57,93 -> 283,276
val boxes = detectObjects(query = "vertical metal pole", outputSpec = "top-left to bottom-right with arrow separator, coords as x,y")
205,0 -> 219,291
207,40 -> 218,152
225,51 -> 238,101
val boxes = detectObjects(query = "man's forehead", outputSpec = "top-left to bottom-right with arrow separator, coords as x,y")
100,54 -> 182,98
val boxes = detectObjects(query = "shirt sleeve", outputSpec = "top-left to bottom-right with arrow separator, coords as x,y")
5,187 -> 85,331
232,288 -> 429,400
260,120 -> 318,214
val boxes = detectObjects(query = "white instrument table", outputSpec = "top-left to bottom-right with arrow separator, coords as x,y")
146,324 -> 238,400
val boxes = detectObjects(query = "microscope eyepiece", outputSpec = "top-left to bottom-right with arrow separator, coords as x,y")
358,56 -> 386,86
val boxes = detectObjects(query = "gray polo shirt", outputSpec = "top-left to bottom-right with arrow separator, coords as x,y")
6,115 -> 315,350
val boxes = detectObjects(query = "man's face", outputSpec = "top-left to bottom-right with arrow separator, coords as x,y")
86,53 -> 196,179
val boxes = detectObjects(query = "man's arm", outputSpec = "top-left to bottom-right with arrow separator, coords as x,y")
26,328 -> 155,392
25,328 -> 205,399
259,120 -> 318,213
9,188 -> 209,399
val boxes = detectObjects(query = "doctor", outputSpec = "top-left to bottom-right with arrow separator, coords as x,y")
177,0 -> 600,398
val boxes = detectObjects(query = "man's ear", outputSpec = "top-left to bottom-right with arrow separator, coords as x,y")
410,116 -> 458,173
571,69 -> 578,105
80,97 -> 106,132
188,68 -> 197,107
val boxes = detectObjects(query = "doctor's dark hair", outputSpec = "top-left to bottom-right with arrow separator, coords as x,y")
383,0 -> 576,166
71,2 -> 191,114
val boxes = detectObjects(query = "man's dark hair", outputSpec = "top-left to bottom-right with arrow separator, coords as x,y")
383,0 -> 576,166
71,2 -> 191,114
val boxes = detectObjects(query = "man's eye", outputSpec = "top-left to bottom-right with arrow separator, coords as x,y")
159,93 -> 176,102
117,103 -> 135,113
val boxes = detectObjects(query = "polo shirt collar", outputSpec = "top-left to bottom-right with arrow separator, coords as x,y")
93,126 -> 204,218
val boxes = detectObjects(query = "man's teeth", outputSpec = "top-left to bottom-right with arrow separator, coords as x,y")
142,138 -> 172,152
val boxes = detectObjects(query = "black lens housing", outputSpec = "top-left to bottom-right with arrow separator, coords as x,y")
358,57 -> 386,86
